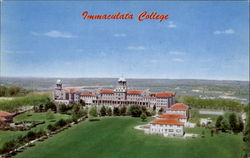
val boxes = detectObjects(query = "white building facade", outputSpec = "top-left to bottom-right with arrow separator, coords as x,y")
147,104 -> 190,137
53,78 -> 176,110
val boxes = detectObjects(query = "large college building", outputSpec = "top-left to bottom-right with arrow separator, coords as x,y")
53,78 -> 176,111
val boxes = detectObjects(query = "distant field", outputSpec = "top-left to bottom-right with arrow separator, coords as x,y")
14,117 -> 244,158
0,93 -> 50,112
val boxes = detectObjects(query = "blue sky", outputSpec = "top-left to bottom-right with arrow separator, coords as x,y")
1,1 -> 249,80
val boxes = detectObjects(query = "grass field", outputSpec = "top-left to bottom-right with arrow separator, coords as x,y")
0,93 -> 50,112
14,117 -> 244,158
0,111 -> 70,148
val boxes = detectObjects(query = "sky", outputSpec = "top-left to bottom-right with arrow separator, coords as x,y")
1,1 -> 249,81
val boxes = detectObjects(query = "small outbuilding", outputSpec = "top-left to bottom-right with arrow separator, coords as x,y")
0,111 -> 14,123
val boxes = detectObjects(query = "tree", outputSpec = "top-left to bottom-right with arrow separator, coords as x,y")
221,119 -> 229,132
113,107 -> 120,116
79,100 -> 86,106
201,130 -> 205,138
47,124 -> 57,131
58,104 -> 68,113
38,104 -> 44,112
8,86 -> 21,96
46,109 -> 55,120
140,113 -> 147,122
45,101 -> 57,112
158,107 -> 164,114
229,113 -> 238,133
0,86 -> 7,97
36,129 -> 46,138
72,104 -> 81,114
0,140 -> 16,154
55,119 -> 67,127
120,106 -> 127,116
215,115 -> 224,129
238,116 -> 244,133
128,105 -> 142,117
107,107 -> 112,116
89,106 -> 98,118
153,105 -> 156,111
210,129 -> 214,137
27,131 -> 36,140
100,106 -> 107,116
243,103 -> 250,158
141,106 -> 147,113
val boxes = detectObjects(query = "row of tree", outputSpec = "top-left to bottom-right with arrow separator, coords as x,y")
179,95 -> 243,111
243,103 -> 250,158
0,118 -> 72,155
215,113 -> 244,133
0,129 -> 46,154
0,86 -> 31,97
88,105 -> 154,118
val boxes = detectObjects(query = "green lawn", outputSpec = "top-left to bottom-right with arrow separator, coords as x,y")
14,117 -> 244,158
0,111 -> 70,148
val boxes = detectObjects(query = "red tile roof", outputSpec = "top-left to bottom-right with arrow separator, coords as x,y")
80,92 -> 96,97
158,114 -> 187,119
155,92 -> 175,98
0,117 -> 6,121
127,90 -> 142,95
168,103 -> 189,111
100,89 -> 114,94
65,88 -> 78,93
0,111 -> 13,117
151,119 -> 184,126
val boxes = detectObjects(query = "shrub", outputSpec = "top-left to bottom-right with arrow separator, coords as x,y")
89,106 -> 98,118
36,130 -> 46,137
140,113 -> 147,122
45,101 -> 57,111
120,106 -> 127,116
58,104 -> 69,113
215,115 -> 224,129
27,131 -> 36,141
229,113 -> 238,133
46,109 -> 55,120
107,107 -> 112,116
100,106 -> 107,116
47,124 -> 57,131
55,119 -> 67,127
128,105 -> 142,117
0,140 -> 17,154
221,119 -> 230,132
113,107 -> 120,116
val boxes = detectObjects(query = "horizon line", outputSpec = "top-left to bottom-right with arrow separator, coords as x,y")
1,75 -> 249,82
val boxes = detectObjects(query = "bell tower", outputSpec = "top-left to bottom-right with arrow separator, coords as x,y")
115,77 -> 127,92
56,79 -> 63,90
114,77 -> 127,102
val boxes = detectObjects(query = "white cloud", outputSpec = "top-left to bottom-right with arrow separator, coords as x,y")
99,51 -> 107,57
114,33 -> 127,37
4,50 -> 32,54
172,58 -> 184,62
168,21 -> 176,28
149,59 -> 158,63
127,46 -> 146,50
31,30 -> 77,38
169,51 -> 185,55
76,49 -> 84,52
213,29 -> 235,35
